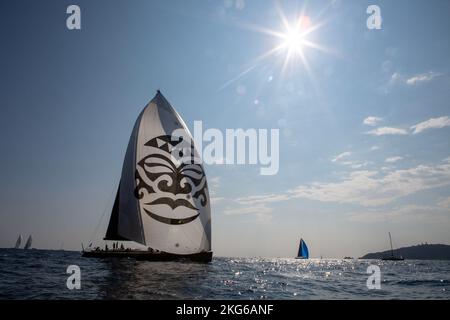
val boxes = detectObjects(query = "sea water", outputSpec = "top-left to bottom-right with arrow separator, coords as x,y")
0,249 -> 448,299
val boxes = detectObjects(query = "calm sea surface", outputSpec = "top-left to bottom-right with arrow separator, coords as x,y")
0,249 -> 448,299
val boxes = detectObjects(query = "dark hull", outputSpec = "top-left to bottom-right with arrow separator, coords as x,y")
382,256 -> 404,261
82,250 -> 212,263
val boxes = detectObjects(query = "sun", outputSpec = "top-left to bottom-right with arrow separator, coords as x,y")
218,4 -> 334,91
281,27 -> 305,54
280,16 -> 311,55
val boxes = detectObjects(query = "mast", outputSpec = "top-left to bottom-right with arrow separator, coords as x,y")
389,232 -> 394,257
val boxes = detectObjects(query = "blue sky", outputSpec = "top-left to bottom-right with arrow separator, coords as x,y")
1,0 -> 450,257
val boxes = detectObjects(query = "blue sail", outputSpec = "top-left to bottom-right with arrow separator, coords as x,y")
301,240 -> 309,259
297,239 -> 309,259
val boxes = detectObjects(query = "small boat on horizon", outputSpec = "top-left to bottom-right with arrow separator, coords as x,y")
14,235 -> 22,249
295,238 -> 309,259
13,234 -> 32,250
23,235 -> 32,250
382,232 -> 404,261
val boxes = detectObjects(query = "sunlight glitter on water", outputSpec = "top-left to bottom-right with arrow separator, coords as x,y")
0,249 -> 449,299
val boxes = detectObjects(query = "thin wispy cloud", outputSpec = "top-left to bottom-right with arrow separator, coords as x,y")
347,205 -> 449,223
211,197 -> 225,204
411,116 -> 450,134
208,176 -> 221,196
289,158 -> 450,206
223,205 -> 273,222
209,176 -> 221,186
385,156 -> 403,163
388,72 -> 402,86
366,127 -> 408,136
223,205 -> 272,215
349,162 -> 371,169
231,158 -> 450,209
224,193 -> 282,222
377,73 -> 401,94
337,160 -> 372,169
406,71 -> 442,86
235,193 -> 290,206
381,71 -> 442,93
331,151 -> 351,162
364,116 -> 450,136
363,116 -> 383,126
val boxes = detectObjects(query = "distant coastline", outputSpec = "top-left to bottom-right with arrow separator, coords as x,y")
360,244 -> 450,260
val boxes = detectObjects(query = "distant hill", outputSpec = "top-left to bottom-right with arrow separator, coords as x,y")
360,244 -> 450,260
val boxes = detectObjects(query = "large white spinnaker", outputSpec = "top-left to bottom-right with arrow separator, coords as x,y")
105,91 -> 211,255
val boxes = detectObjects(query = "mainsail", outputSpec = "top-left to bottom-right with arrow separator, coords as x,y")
14,235 -> 22,249
104,91 -> 211,255
297,238 -> 309,259
24,235 -> 32,250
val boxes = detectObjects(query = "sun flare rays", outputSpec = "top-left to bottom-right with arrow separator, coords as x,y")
219,3 -> 333,92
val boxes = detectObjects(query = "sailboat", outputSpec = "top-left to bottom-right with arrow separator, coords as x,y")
382,232 -> 404,261
14,235 -> 22,249
296,238 -> 309,259
82,90 -> 212,262
24,235 -> 32,250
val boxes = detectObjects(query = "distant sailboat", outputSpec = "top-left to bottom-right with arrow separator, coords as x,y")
14,235 -> 22,249
382,232 -> 404,261
24,235 -> 32,250
296,238 -> 309,259
82,90 -> 212,262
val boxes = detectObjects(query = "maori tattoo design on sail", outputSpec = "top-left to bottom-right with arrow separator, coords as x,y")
134,135 -> 208,225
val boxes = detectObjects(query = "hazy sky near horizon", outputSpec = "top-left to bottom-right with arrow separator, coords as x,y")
1,0 -> 450,258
